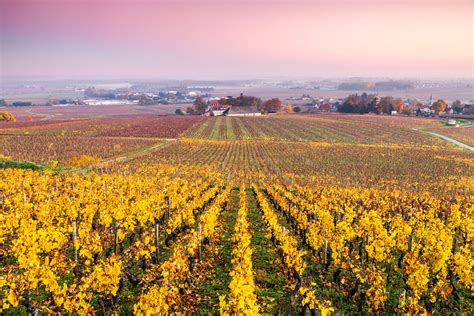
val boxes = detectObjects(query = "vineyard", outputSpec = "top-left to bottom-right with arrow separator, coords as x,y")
0,135 -> 160,165
428,126 -> 474,147
181,115 -> 443,145
1,114 -> 473,314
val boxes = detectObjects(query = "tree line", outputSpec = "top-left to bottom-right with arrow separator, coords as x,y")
336,93 -> 471,115
187,95 -> 282,115
337,93 -> 405,114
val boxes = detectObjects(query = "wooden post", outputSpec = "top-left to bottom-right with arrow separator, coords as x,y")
167,196 -> 171,220
451,229 -> 457,254
73,219 -> 78,262
323,240 -> 328,264
114,224 -> 119,255
155,221 -> 160,259
198,223 -> 202,260
288,201 -> 292,224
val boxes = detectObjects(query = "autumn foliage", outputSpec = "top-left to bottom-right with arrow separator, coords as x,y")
0,112 -> 16,122
432,99 -> 447,113
68,155 -> 101,167
0,113 -> 471,314
262,98 -> 282,113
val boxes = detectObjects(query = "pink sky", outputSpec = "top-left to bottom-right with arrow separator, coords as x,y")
1,0 -> 472,79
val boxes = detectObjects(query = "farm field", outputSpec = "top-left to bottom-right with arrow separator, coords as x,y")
0,104 -> 190,122
182,115 -> 443,145
1,112 -> 473,314
133,139 -> 473,193
0,115 -> 206,138
0,135 -> 162,166
427,126 -> 474,147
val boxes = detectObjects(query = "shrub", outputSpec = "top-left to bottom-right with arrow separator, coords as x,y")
68,155 -> 101,167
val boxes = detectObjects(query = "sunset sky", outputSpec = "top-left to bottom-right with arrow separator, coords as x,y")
1,0 -> 472,79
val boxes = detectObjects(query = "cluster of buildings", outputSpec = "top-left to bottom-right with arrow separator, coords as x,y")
286,94 -> 472,116
285,95 -> 342,113
105,90 -> 208,105
82,86 -> 214,106
205,100 -> 262,117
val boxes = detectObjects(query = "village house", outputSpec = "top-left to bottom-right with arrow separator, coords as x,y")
206,100 -> 230,116
316,103 -> 331,112
225,106 -> 261,117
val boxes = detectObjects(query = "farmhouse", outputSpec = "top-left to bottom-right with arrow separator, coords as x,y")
225,106 -> 261,117
210,109 -> 228,116
316,103 -> 331,112
417,106 -> 433,116
206,100 -> 231,116
208,100 -> 222,110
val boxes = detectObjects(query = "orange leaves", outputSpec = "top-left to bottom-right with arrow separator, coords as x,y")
68,155 -> 101,167
359,210 -> 395,263
86,255 -> 123,296
253,184 -> 307,276
0,112 -> 16,122
0,162 -> 471,314
134,186 -> 230,314
451,245 -> 473,290
257,177 -> 471,314
0,165 -> 226,313
300,287 -> 333,316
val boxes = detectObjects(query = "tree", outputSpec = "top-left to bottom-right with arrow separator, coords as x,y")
376,96 -> 404,114
139,96 -> 155,105
376,96 -> 390,114
175,109 -> 184,115
193,97 -> 207,115
465,104 -> 474,115
400,108 -> 413,115
392,98 -> 404,113
12,101 -> 32,107
285,102 -> 292,113
186,106 -> 195,115
218,98 -> 228,106
452,100 -> 463,114
262,98 -> 282,113
432,99 -> 447,114
0,112 -> 16,122
293,106 -> 302,113
250,97 -> 263,109
0,99 -> 6,107
337,93 -> 375,114
224,95 -> 262,108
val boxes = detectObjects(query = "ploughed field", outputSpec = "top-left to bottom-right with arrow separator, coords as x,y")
1,113 -> 473,314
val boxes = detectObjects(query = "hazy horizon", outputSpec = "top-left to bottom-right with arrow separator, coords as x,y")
1,75 -> 473,82
1,0 -> 473,79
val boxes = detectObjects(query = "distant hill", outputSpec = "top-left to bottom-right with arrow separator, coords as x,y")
338,81 -> 414,91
